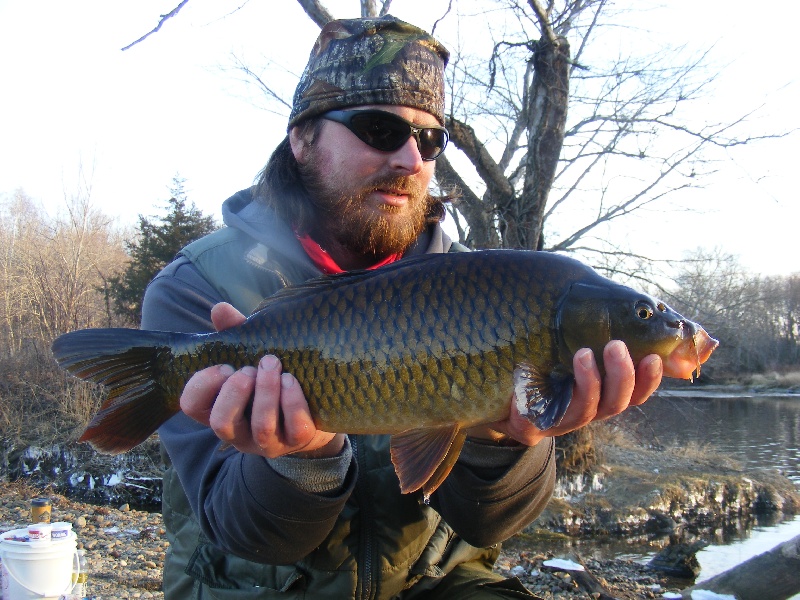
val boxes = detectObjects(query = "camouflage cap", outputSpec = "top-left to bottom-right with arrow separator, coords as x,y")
288,15 -> 449,128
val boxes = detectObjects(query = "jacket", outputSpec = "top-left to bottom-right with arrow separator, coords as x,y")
141,188 -> 556,599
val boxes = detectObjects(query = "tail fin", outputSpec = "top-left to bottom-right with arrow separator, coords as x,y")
52,328 -> 183,454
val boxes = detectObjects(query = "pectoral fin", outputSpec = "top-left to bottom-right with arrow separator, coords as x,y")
390,425 -> 467,498
514,363 -> 573,430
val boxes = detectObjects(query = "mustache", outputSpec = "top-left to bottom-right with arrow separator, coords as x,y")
366,175 -> 422,196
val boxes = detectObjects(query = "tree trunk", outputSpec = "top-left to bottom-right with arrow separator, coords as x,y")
516,35 -> 570,250
435,156 -> 499,248
681,534 -> 800,600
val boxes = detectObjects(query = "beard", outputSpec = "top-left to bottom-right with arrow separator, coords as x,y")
297,151 -> 430,258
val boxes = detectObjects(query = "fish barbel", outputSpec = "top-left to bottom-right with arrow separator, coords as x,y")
51,250 -> 718,496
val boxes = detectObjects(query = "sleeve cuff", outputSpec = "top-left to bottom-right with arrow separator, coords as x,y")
266,436 -> 353,495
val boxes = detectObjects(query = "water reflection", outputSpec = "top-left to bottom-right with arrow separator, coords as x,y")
693,515 -> 800,582
629,391 -> 800,486
593,390 -> 800,591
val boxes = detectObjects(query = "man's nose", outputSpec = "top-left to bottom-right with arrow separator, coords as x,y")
387,136 -> 424,173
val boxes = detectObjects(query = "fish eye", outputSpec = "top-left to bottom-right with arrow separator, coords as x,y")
635,301 -> 654,320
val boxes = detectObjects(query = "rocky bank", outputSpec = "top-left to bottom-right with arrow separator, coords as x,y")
0,480 -> 680,600
1,435 -> 797,599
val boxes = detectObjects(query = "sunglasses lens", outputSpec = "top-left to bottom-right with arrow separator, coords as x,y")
348,113 -> 408,151
417,128 -> 447,160
347,113 -> 447,160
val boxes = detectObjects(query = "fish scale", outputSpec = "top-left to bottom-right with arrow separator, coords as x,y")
221,254 -> 554,432
51,249 -> 718,496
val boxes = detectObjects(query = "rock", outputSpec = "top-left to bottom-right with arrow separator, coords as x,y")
647,540 -> 708,578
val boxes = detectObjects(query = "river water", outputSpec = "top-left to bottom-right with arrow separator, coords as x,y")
602,389 -> 800,591
638,389 -> 800,488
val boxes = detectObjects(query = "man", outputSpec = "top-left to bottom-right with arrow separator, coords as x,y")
142,15 -> 663,599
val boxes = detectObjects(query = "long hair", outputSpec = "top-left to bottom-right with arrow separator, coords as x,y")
254,119 -> 454,234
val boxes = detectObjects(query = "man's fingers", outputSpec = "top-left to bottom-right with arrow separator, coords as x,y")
210,302 -> 247,332
180,364 -> 236,425
250,356 -> 284,454
568,348 -> 601,427
207,366 -> 258,443
498,343 -> 662,447
251,368 -> 316,453
277,373 -> 318,449
595,340 -> 636,420
630,354 -> 663,405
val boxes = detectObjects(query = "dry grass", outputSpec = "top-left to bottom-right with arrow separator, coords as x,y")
0,349 -> 104,448
663,440 -> 742,470
746,370 -> 800,390
592,421 -> 637,448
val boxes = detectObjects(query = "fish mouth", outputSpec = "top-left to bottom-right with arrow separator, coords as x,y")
662,320 -> 719,380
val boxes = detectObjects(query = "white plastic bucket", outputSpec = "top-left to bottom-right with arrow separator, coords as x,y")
0,528 -> 78,599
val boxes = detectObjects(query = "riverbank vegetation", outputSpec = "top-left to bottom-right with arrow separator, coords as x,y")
537,424 -> 800,538
742,370 -> 800,391
0,183 -> 216,450
663,248 -> 800,380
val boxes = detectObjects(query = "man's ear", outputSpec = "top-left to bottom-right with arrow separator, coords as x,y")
289,126 -> 310,165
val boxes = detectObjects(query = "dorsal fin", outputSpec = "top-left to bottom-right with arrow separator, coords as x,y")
250,253 -> 444,314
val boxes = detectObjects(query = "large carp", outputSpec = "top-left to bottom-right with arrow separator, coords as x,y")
51,250 -> 717,496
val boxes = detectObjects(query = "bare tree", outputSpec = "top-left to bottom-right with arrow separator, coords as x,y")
0,191 -> 44,354
267,1 -> 779,264
121,0 -> 777,265
667,248 -> 799,375
0,190 -> 130,444
435,0 -> 778,257
0,189 -> 129,356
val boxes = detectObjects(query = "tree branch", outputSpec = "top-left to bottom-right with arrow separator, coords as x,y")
527,0 -> 557,45
121,0 -> 192,51
296,0 -> 334,28
446,118 -> 515,199
228,55 -> 293,114
435,155 -> 497,248
430,0 -> 454,36
549,140 -> 704,252
359,0 -> 393,17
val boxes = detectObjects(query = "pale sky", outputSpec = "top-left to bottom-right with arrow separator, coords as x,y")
0,0 -> 797,277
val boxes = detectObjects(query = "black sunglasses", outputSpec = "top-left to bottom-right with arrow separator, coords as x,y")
322,110 -> 449,161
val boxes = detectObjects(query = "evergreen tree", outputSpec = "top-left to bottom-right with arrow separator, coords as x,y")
108,177 -> 217,324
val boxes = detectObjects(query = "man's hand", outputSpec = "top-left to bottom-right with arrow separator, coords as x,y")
180,303 -> 345,458
468,340 -> 663,447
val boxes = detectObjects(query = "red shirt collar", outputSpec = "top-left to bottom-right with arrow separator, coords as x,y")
296,234 -> 402,274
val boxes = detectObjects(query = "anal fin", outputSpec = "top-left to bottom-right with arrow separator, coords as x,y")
390,425 -> 466,498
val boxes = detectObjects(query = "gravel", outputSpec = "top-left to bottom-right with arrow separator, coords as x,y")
0,481 -> 685,599
494,547 -> 682,599
0,482 -> 164,600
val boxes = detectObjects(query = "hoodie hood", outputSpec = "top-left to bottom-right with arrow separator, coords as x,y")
220,187 -> 455,269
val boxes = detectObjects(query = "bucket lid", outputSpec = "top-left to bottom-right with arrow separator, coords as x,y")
0,528 -> 76,548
